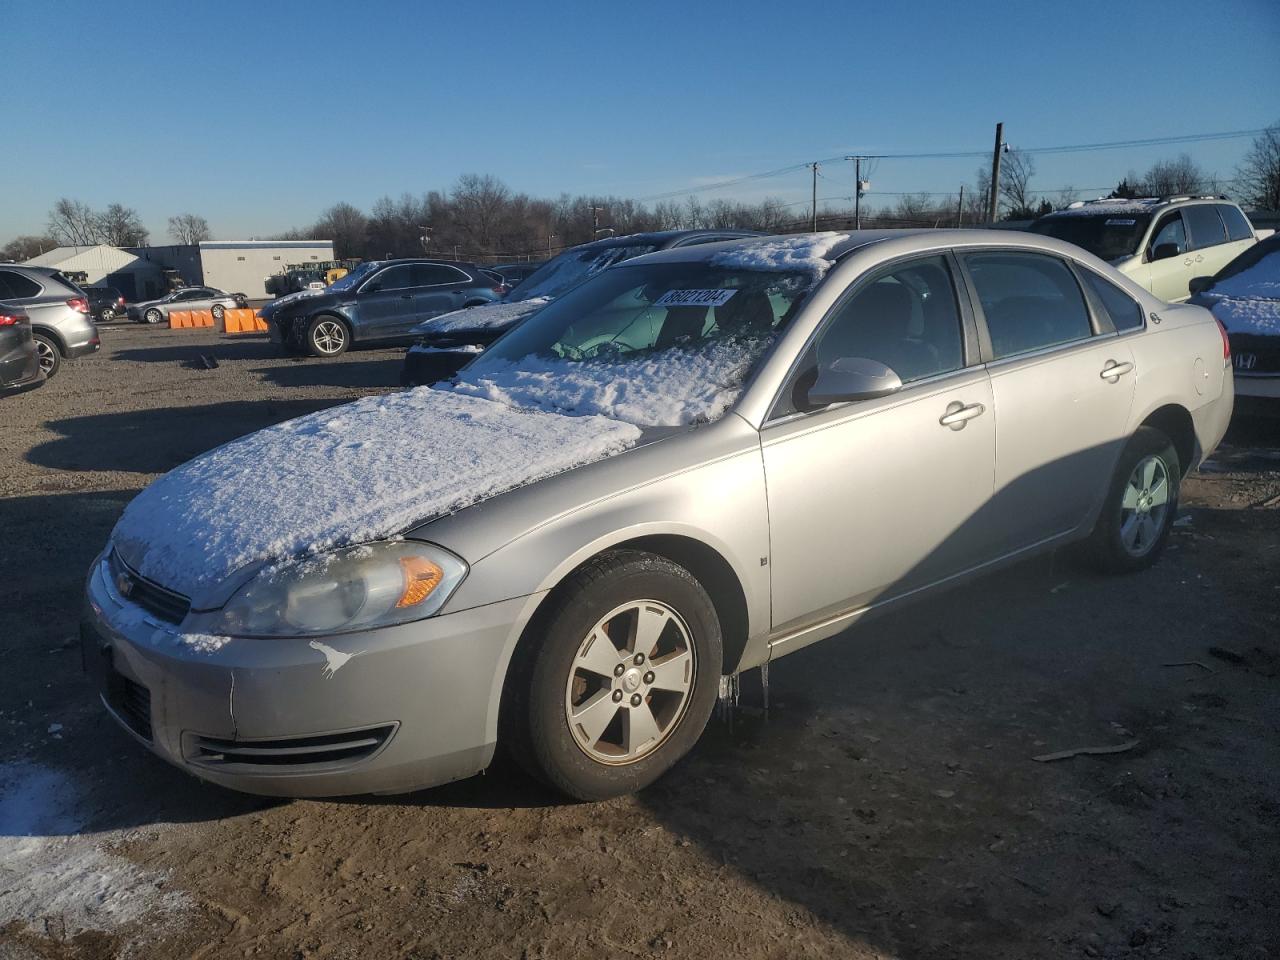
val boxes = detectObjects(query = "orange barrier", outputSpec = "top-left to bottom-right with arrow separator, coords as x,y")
223,308 -> 269,334
169,310 -> 191,329
192,310 -> 214,328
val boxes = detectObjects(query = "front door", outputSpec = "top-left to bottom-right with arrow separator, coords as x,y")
357,265 -> 419,339
1144,211 -> 1193,302
762,254 -> 997,632
960,250 -> 1137,552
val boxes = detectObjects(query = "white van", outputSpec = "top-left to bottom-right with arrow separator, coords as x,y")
1030,197 -> 1257,302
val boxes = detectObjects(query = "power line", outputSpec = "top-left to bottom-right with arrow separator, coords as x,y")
635,127 -> 1268,202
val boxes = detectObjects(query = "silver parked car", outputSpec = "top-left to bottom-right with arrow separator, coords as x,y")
0,264 -> 100,378
83,230 -> 1232,801
126,286 -> 247,325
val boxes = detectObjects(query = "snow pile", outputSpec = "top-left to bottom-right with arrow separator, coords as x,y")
0,761 -> 186,933
412,297 -> 551,336
450,337 -> 774,427
112,389 -> 641,595
711,232 -> 847,276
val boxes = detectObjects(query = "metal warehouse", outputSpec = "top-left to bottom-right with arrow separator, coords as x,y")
127,240 -> 335,298
22,244 -> 169,301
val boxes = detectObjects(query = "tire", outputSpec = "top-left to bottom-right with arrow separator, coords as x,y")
1087,426 -> 1181,574
304,315 -> 349,357
33,334 -> 60,379
144,308 -> 163,325
211,303 -> 226,322
502,549 -> 722,801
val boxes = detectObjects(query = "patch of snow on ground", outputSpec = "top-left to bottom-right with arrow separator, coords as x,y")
711,232 -> 847,277
450,337 -> 773,427
112,390 -> 641,596
412,297 -> 551,336
0,761 -> 186,934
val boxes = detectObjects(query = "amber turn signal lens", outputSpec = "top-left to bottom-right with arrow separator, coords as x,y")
396,555 -> 444,608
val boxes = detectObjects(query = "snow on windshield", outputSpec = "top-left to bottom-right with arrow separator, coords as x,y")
711,232 -> 848,276
449,336 -> 774,427
516,243 -> 658,299
112,390 -> 641,594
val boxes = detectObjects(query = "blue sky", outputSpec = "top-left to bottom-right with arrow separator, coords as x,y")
5,0 -> 1278,243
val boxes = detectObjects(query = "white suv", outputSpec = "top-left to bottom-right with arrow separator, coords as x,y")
1030,196 -> 1257,302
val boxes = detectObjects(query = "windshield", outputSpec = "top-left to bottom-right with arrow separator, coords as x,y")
508,243 -> 660,300
452,261 -> 817,427
326,261 -> 380,292
1029,214 -> 1151,261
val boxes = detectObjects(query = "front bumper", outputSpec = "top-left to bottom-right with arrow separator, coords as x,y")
82,554 -> 528,797
401,343 -> 484,386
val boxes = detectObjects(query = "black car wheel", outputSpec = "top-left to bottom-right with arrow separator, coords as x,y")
33,334 -> 61,378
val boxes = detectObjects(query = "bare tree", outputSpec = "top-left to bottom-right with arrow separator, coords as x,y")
451,174 -> 510,251
999,149 -> 1037,218
1236,123 -> 1280,210
312,202 -> 368,259
2,234 -> 60,262
168,213 -> 211,245
47,198 -> 100,245
1139,153 -> 1208,197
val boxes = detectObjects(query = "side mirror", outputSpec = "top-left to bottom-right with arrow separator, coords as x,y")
1151,243 -> 1180,262
363,281 -> 381,294
1188,275 -> 1215,297
808,357 -> 903,407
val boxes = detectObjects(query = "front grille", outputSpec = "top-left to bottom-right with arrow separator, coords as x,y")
186,724 -> 396,771
106,666 -> 152,741
109,549 -> 191,624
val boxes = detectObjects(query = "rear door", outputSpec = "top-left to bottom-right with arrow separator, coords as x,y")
1183,204 -> 1235,286
401,264 -> 476,333
958,250 -> 1137,552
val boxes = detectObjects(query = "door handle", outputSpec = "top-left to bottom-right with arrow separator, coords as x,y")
399,293 -> 413,299
1183,257 -> 1194,266
1195,254 -> 1204,263
1100,360 -> 1134,381
939,401 -> 985,430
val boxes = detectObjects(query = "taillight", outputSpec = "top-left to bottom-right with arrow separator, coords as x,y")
0,312 -> 23,326
1216,319 -> 1230,361
491,284 -> 507,295
67,297 -> 89,314
117,297 -> 125,306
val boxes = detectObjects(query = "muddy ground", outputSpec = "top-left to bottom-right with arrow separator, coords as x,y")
1,324 -> 1277,960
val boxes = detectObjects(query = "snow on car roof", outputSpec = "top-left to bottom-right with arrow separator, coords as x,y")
1043,200 -> 1162,218
112,390 -> 641,595
415,297 -> 551,335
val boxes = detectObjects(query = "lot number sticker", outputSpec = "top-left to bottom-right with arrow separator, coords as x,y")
655,288 -> 738,307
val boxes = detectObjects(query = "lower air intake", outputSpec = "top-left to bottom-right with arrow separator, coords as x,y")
186,724 -> 396,771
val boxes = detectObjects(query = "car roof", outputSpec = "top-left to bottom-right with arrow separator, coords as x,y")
373,257 -> 480,270
571,229 -> 764,252
1037,195 -> 1238,221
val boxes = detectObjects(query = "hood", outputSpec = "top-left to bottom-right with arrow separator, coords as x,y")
264,288 -> 338,316
410,297 -> 552,338
111,389 -> 641,600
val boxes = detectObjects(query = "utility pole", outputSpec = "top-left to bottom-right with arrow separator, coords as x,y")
987,122 -> 1004,224
590,205 -> 605,235
810,163 -> 818,231
843,156 -> 875,230
956,185 -> 964,227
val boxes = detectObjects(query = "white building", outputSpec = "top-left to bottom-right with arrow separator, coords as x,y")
22,244 -> 169,301
127,240 -> 335,299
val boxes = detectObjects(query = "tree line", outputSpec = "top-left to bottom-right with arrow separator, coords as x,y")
6,124 -> 1277,265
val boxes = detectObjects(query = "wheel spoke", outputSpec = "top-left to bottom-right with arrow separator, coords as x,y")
1142,458 -> 1158,489
1121,481 -> 1142,509
1140,513 -> 1159,546
570,689 -> 618,746
577,629 -> 622,678
631,604 -> 669,656
647,650 -> 692,693
1148,477 -> 1169,506
1120,513 -> 1140,550
624,701 -> 661,754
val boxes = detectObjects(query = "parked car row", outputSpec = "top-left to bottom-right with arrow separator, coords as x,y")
0,263 -> 100,382
126,287 -> 248,325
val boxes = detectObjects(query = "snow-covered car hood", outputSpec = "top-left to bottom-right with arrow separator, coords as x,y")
1195,249 -> 1280,337
111,389 -> 641,601
1206,296 -> 1280,337
409,297 -> 552,339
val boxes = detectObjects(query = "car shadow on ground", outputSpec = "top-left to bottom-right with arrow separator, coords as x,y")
26,399 -> 353,475
250,356 -> 404,390
110,338 -> 281,364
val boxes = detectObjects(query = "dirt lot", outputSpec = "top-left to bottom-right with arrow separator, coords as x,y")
1,324 -> 1277,960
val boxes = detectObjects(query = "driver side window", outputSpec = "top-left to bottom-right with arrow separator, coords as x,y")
1148,214 -> 1187,258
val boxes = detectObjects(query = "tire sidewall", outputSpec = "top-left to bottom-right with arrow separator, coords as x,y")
33,334 -> 60,378
306,315 -> 348,357
1092,427 -> 1181,573
522,557 -> 722,801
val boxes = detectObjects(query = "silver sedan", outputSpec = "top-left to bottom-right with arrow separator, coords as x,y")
83,230 -> 1232,801
127,286 -> 245,325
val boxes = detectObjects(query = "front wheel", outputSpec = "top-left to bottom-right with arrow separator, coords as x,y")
503,550 -> 722,801
144,308 -> 163,325
1087,427 -> 1181,574
304,316 -> 349,357
211,303 -> 226,322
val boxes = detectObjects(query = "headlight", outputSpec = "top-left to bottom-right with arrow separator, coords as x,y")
206,541 -> 466,638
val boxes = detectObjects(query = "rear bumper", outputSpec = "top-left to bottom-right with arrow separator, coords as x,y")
66,336 -> 101,359
1,366 -> 45,395
82,552 -> 528,797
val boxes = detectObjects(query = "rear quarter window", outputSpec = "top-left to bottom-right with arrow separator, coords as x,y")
1218,205 -> 1255,242
1079,269 -> 1144,332
0,271 -> 43,299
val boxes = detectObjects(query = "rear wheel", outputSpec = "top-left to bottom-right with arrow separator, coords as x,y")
305,316 -> 349,357
211,303 -> 226,322
33,334 -> 60,378
503,550 -> 722,801
1087,427 -> 1180,573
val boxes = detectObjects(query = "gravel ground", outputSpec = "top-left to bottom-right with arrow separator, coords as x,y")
1,324 -> 1277,960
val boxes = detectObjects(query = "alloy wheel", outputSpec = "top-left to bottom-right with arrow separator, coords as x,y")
312,320 -> 346,355
145,309 -> 162,324
564,599 -> 696,765
1119,454 -> 1171,557
34,338 -> 56,375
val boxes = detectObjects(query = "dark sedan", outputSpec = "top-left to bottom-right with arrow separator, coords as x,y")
262,258 -> 503,357
0,303 -> 45,396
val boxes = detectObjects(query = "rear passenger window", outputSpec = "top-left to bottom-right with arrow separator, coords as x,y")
1079,269 -> 1144,332
413,264 -> 468,286
964,253 -> 1093,359
1218,205 -> 1255,242
1184,205 -> 1227,249
0,271 -> 43,299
